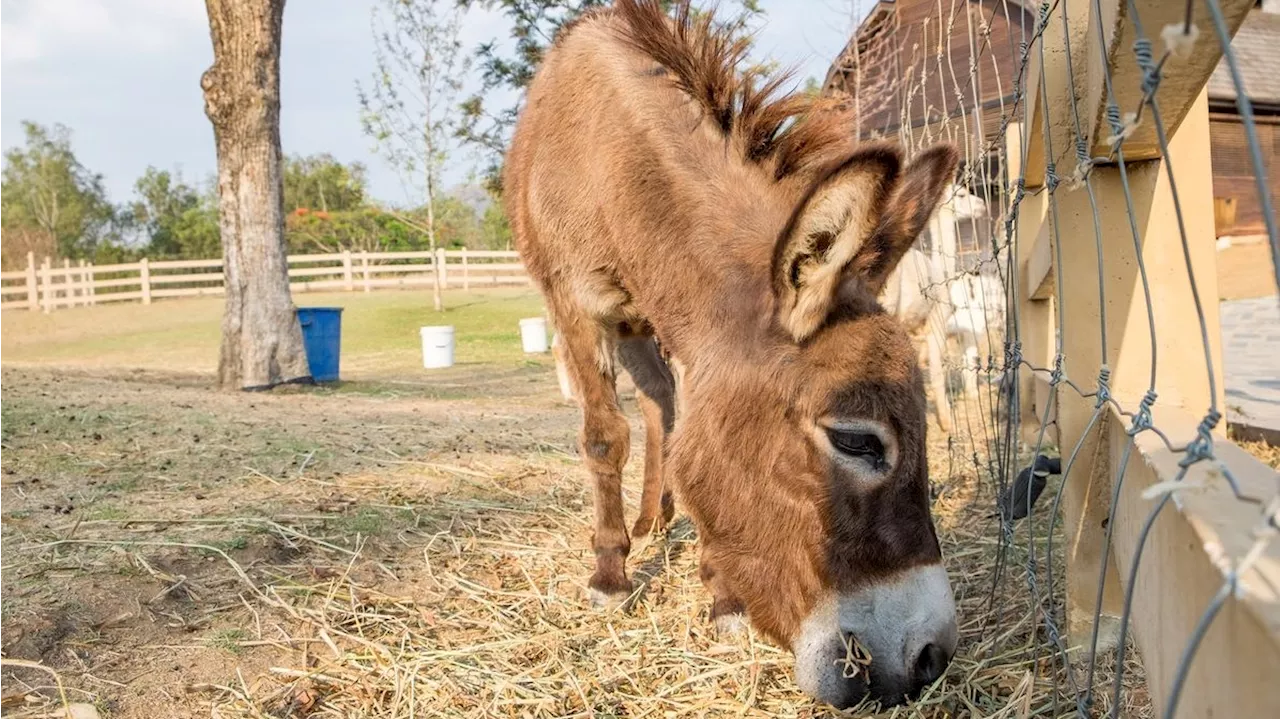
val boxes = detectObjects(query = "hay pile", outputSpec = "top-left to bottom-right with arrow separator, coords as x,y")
196,434 -> 1145,718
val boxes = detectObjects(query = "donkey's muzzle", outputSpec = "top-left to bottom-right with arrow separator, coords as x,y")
794,563 -> 958,708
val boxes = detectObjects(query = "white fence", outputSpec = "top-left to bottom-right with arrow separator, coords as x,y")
0,249 -> 530,312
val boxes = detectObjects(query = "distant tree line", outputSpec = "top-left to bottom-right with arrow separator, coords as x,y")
0,120 -> 513,270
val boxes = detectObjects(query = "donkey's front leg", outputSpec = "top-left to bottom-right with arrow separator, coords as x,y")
558,319 -> 634,608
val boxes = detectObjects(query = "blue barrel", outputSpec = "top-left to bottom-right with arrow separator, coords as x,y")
297,307 -> 343,382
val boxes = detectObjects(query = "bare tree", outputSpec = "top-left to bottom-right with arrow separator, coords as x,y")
358,0 -> 470,312
201,0 -> 311,390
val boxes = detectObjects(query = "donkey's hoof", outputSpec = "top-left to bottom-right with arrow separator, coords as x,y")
714,612 -> 749,638
588,587 -> 631,611
630,515 -> 664,539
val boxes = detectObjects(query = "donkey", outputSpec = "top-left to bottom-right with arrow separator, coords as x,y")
506,1 -> 960,707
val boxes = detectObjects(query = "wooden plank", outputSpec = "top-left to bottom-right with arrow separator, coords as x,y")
90,261 -> 146,273
287,266 -> 346,279
0,271 -> 27,281
92,277 -> 143,289
365,264 -> 436,275
1084,0 -> 1254,159
148,272 -> 225,285
151,286 -> 226,298
443,250 -> 518,259
1025,218 -> 1054,301
1107,403 -> 1280,718
147,258 -> 224,270
454,263 -> 524,273
367,251 -> 435,261
286,253 -> 344,263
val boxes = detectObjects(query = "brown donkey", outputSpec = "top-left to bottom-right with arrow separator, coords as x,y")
506,1 -> 960,707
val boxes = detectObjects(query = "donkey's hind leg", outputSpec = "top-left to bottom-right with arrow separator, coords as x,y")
616,335 -> 676,537
556,313 -> 634,608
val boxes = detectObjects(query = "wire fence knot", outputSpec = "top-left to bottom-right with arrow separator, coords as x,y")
1128,390 -> 1159,435
1179,409 -> 1222,467
1133,37 -> 1161,95
1094,365 -> 1113,407
1045,162 -> 1060,192
1105,103 -> 1124,134
1005,340 -> 1023,370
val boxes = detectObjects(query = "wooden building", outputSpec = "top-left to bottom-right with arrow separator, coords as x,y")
1207,6 -> 1280,238
821,0 -> 1037,154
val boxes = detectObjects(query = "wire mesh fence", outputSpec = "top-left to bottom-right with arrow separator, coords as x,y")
827,0 -> 1279,716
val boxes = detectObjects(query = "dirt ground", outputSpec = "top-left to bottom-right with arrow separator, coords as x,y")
1,365 -> 580,716
1,364 -> 1147,718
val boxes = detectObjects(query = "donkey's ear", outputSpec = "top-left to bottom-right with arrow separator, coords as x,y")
772,144 -> 901,342
853,144 -> 960,295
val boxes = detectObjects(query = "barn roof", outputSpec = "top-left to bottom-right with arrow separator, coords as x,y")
1208,9 -> 1280,108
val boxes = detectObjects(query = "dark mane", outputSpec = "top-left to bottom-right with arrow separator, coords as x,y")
615,0 -> 855,180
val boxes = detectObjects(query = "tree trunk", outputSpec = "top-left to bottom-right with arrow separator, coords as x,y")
426,174 -> 442,312
201,0 -> 310,390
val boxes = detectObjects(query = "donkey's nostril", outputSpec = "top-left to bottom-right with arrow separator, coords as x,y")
912,643 -> 950,689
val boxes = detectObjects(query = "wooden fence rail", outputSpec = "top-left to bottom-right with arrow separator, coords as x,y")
0,248 -> 530,312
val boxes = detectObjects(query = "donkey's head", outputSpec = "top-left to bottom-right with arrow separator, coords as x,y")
669,143 -> 960,708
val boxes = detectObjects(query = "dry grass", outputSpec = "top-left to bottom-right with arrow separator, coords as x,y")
1,367 -> 1154,718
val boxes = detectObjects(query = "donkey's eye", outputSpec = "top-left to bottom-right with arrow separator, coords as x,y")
827,429 -> 886,469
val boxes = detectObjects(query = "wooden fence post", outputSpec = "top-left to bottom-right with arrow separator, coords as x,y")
25,252 -> 38,311
87,262 -> 96,305
360,251 -> 371,292
40,257 -> 52,313
76,259 -> 87,306
342,250 -> 354,291
140,258 -> 152,305
461,247 -> 470,291
62,258 -> 72,308
1035,3 -> 1259,714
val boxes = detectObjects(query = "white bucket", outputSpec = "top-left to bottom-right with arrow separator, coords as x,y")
518,317 -> 549,353
420,325 -> 455,369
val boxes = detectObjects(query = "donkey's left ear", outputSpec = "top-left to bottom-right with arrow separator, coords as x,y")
772,143 -> 901,342
853,144 -> 960,296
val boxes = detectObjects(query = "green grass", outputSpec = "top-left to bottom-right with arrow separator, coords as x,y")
1,288 -> 550,378
206,628 -> 249,654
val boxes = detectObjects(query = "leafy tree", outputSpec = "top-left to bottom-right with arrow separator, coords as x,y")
358,0 -> 471,311
130,168 -> 222,258
1,121 -> 118,262
457,0 -> 764,191
480,197 -> 512,250
283,153 -> 367,213
286,208 -> 382,254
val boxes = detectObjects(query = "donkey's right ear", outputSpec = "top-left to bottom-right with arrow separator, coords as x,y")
771,144 -> 901,343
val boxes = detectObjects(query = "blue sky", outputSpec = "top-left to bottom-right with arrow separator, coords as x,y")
1,0 -> 865,206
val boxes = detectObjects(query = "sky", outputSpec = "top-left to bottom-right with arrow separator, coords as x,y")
1,0 -> 866,207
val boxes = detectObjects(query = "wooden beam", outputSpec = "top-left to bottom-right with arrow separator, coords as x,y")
1024,218 -> 1055,301
1107,403 -> 1280,718
1085,0 -> 1254,159
1019,43 -> 1046,189
1053,90 -> 1227,655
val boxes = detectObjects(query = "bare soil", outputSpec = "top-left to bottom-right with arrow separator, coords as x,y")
1,365 -> 584,717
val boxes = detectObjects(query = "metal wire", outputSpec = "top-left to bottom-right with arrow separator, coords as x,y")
836,0 -> 1280,715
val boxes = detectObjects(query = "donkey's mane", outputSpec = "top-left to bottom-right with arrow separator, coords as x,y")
614,0 -> 854,180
